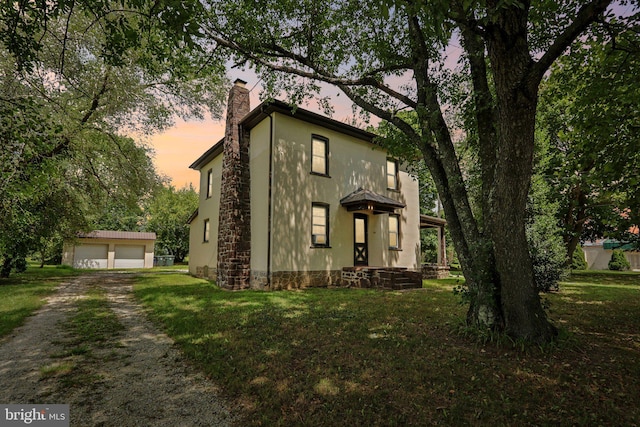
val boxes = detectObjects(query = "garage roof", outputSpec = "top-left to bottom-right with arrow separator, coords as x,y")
78,230 -> 156,240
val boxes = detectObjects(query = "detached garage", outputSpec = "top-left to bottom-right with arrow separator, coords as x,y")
62,231 -> 156,269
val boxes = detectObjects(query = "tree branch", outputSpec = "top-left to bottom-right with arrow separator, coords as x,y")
207,31 -> 417,109
337,83 -> 421,145
59,0 -> 75,75
405,12 -> 481,266
531,0 -> 613,85
454,1 -> 498,215
80,71 -> 109,125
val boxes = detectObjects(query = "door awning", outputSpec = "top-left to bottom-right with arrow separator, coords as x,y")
340,187 -> 405,214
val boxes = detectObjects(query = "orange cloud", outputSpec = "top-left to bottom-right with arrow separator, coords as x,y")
150,119 -> 225,189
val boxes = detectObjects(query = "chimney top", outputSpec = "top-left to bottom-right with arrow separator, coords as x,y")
234,78 -> 247,87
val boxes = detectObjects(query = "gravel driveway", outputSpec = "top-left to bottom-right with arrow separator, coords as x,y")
0,272 -> 234,426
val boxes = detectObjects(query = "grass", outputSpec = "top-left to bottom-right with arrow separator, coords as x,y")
44,285 -> 125,388
66,286 -> 124,346
0,265 -> 81,339
134,271 -> 640,426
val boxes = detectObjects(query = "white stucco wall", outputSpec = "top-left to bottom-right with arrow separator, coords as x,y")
268,112 -> 421,273
249,119 -> 271,274
188,154 -> 222,276
188,108 -> 422,281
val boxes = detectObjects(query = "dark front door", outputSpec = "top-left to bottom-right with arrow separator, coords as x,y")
354,214 -> 368,266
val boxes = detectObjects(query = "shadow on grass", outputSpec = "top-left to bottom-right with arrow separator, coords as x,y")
567,270 -> 640,286
134,272 -> 640,427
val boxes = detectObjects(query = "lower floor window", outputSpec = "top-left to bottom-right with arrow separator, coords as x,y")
312,203 -> 329,247
389,214 -> 400,249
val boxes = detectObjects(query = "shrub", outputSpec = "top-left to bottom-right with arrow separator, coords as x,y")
527,210 -> 566,293
608,249 -> 630,271
571,247 -> 588,270
531,244 -> 565,292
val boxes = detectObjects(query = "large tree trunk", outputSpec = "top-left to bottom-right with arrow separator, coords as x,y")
482,5 -> 557,342
489,100 -> 557,342
425,151 -> 502,329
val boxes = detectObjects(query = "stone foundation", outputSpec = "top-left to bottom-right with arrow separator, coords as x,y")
195,265 -> 218,281
194,266 -> 427,290
422,263 -> 450,279
195,265 -> 218,282
267,270 -> 342,290
193,267 -> 341,290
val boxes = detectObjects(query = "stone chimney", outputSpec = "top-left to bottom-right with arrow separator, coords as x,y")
217,79 -> 251,289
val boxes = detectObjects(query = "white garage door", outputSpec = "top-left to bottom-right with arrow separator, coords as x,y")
114,245 -> 145,268
74,244 -> 108,269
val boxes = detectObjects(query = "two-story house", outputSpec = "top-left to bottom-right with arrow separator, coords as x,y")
188,80 -> 423,290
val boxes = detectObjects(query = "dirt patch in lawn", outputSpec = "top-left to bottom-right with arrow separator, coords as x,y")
0,272 -> 233,426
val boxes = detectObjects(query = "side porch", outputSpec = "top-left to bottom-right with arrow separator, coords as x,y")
420,214 -> 450,279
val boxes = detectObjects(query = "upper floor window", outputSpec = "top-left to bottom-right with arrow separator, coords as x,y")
311,136 -> 329,176
203,219 -> 210,243
389,214 -> 400,249
311,203 -> 330,247
206,169 -> 214,198
387,159 -> 398,190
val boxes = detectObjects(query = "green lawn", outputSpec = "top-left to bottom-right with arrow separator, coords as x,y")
0,265 -> 81,339
134,271 -> 640,426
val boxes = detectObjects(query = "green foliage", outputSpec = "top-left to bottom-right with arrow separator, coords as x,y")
608,249 -> 631,271
0,1 -> 227,275
145,185 -> 198,262
537,24 -> 640,255
571,246 -> 588,270
421,230 -> 439,263
527,129 -> 568,292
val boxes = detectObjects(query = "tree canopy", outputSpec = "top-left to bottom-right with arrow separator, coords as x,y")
0,0 -> 228,275
145,185 -> 199,263
198,0 -> 637,342
537,21 -> 640,261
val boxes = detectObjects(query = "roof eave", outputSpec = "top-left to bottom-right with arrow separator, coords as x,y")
242,100 -> 378,143
189,138 -> 224,170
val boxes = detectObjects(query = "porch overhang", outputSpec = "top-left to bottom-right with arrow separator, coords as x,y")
420,214 -> 447,229
340,187 -> 405,214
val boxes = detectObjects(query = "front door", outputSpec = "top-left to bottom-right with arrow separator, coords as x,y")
354,214 -> 368,266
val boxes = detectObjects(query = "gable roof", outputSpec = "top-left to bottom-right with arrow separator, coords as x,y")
189,99 -> 379,171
